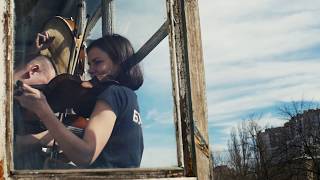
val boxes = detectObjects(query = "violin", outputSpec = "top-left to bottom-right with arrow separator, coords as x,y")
18,113 -> 88,137
14,73 -> 119,137
14,73 -> 120,118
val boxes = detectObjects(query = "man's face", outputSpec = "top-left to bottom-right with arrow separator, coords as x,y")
14,56 -> 55,85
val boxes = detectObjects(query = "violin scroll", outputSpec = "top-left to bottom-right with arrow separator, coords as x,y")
14,80 -> 24,96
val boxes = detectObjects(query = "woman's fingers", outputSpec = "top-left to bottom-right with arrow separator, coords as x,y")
14,82 -> 50,117
14,83 -> 43,104
45,31 -> 49,39
14,89 -> 46,114
22,83 -> 38,94
15,91 -> 36,101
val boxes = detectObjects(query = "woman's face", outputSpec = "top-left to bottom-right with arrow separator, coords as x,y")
87,47 -> 120,80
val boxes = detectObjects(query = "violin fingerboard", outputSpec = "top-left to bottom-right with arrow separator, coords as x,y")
67,126 -> 84,138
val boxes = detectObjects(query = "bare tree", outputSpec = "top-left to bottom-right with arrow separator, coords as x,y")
277,100 -> 319,120
218,100 -> 320,180
226,114 -> 289,180
211,150 -> 235,180
227,120 -> 258,180
246,115 -> 270,180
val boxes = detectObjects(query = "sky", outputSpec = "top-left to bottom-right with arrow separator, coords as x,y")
199,0 -> 320,154
88,0 -> 320,167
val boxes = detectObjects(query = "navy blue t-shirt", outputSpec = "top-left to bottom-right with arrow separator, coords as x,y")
90,85 -> 144,168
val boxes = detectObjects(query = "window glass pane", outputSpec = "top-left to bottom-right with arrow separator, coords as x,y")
13,0 -> 177,170
114,0 -> 167,49
137,37 -> 177,167
87,18 -> 102,40
14,0 -> 84,169
112,0 -> 178,167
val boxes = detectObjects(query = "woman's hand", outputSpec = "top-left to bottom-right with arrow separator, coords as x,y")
14,83 -> 51,118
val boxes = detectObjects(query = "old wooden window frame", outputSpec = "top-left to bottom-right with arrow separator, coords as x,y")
0,0 -> 210,179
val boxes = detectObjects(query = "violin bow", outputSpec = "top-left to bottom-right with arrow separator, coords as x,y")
68,0 -> 88,75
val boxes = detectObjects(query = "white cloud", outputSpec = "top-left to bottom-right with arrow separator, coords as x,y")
200,0 -> 320,121
140,147 -> 177,167
142,37 -> 172,89
202,14 -> 320,66
199,0 -> 320,150
207,63 -> 320,121
114,0 -> 167,49
200,0 -> 320,66
255,113 -> 286,128
207,59 -> 320,86
211,144 -> 228,153
144,108 -> 174,127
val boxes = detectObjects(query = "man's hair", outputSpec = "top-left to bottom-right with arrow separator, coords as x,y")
15,55 -> 56,78
87,34 -> 144,91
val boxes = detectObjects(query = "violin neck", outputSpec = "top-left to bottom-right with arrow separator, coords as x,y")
31,84 -> 47,91
67,126 -> 84,138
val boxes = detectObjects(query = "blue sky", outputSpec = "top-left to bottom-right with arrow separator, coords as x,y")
89,0 -> 320,167
199,0 -> 320,154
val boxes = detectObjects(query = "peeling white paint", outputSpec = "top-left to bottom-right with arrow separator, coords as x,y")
0,0 -> 7,169
0,0 -> 13,178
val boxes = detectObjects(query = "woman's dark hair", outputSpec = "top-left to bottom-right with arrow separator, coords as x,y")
87,34 -> 144,90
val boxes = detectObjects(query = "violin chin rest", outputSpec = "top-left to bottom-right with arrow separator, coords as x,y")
81,81 -> 93,88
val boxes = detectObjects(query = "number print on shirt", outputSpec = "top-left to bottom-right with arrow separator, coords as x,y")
133,109 -> 142,125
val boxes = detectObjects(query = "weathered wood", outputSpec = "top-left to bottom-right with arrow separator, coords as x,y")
1,0 -> 14,179
0,160 -> 3,180
182,0 -> 210,179
101,0 -> 113,36
11,167 -> 184,179
168,0 -> 210,179
194,126 -> 210,158
168,0 -> 197,177
166,0 -> 185,170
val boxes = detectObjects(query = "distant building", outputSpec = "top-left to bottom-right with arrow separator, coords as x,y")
258,109 -> 320,180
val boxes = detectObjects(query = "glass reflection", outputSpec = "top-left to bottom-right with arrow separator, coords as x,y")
13,0 -> 176,170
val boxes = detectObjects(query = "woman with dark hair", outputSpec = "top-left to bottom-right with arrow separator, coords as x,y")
15,34 -> 144,168
87,34 -> 143,90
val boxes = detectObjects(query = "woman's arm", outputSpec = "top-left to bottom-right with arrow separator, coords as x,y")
15,84 -> 116,167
